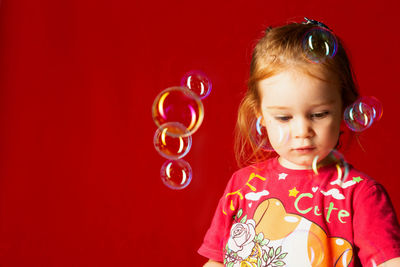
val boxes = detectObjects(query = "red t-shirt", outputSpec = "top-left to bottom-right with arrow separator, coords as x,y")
198,157 -> 400,266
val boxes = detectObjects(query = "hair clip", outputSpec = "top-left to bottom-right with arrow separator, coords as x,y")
265,26 -> 273,33
303,17 -> 332,31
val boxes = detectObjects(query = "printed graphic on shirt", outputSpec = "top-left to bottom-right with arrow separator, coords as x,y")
222,173 -> 267,215
222,171 -> 360,267
224,211 -> 282,267
221,171 -> 358,225
224,199 -> 353,267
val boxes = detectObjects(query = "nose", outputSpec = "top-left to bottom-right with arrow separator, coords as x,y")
292,117 -> 313,138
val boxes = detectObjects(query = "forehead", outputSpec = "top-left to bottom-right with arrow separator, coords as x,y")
258,69 -> 341,107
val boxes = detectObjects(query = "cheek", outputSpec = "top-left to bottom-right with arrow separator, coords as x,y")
264,118 -> 275,135
320,119 -> 341,144
330,114 -> 343,132
265,123 -> 288,146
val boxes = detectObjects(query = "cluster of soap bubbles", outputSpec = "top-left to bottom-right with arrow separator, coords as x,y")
311,97 -> 383,182
302,20 -> 384,177
344,96 -> 383,132
152,70 -> 211,189
311,97 -> 383,184
302,21 -> 383,132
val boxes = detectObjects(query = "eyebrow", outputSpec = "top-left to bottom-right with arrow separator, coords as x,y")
265,106 -> 290,110
265,100 -> 336,110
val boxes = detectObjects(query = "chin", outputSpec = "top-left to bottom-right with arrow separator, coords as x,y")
293,157 -> 317,168
297,161 -> 314,169
281,158 -> 313,170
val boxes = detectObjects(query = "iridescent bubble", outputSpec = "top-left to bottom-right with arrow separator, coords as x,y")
154,122 -> 192,160
363,242 -> 388,267
344,96 -> 383,132
370,259 -> 378,267
249,117 -> 289,151
160,159 -> 192,190
312,150 -> 349,185
358,96 -> 383,122
152,86 -> 204,137
180,70 -> 212,99
249,117 -> 274,151
302,27 -> 338,63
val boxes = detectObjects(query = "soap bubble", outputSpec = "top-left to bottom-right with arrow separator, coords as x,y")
312,150 -> 349,185
370,259 -> 388,267
154,122 -> 192,160
344,102 -> 374,132
160,159 -> 192,190
249,117 -> 274,151
249,117 -> 288,151
302,27 -> 338,63
344,96 -> 383,132
152,86 -> 204,137
357,96 -> 383,121
181,70 -> 212,99
363,242 -> 387,267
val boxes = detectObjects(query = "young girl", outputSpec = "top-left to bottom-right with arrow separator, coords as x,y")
198,19 -> 400,267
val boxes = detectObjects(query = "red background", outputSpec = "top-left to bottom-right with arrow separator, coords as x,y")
0,0 -> 399,266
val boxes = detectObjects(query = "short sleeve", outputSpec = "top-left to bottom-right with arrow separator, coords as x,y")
353,183 -> 400,266
198,174 -> 241,262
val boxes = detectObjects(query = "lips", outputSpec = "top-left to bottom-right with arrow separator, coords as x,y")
294,146 -> 315,150
293,147 -> 315,153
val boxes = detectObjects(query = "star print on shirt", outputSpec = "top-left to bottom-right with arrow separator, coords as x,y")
278,173 -> 288,180
353,176 -> 363,183
289,187 -> 299,197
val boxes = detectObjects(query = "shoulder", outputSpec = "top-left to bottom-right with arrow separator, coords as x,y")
230,158 -> 276,181
347,166 -> 378,187
223,158 -> 277,192
346,165 -> 389,202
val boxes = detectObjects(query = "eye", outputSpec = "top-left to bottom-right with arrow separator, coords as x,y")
310,111 -> 329,119
275,116 -> 291,122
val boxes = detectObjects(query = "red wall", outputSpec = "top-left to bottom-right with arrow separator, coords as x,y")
0,0 -> 399,266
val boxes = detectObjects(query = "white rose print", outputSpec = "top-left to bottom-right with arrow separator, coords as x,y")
224,208 -> 287,267
227,219 -> 256,260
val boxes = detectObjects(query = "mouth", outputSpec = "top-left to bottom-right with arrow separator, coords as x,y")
293,147 -> 316,153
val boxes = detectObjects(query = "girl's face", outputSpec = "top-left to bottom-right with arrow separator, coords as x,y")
259,69 -> 342,170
